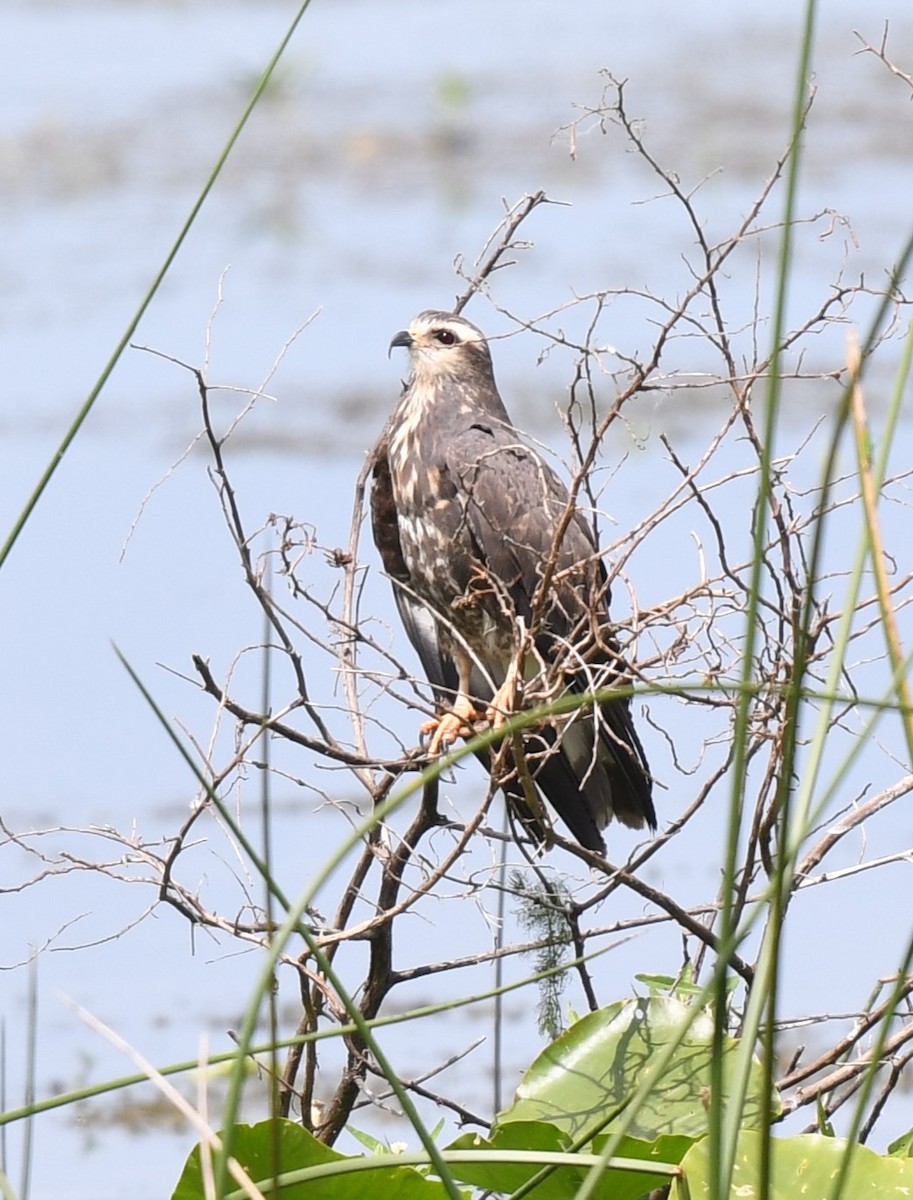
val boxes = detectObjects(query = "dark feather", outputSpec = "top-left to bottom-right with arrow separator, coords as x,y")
372,434 -> 551,844
370,311 -> 655,853
371,437 -> 451,694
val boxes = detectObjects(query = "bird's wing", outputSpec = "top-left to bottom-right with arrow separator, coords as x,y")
441,418 -> 598,629
372,416 -> 654,849
370,429 -> 550,845
440,419 -> 656,842
370,434 -> 457,698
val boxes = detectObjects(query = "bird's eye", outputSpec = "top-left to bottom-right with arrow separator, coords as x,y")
434,329 -> 457,346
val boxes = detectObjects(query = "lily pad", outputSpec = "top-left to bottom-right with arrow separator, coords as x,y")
496,997 -> 775,1144
171,1119 -> 455,1200
673,1129 -> 913,1197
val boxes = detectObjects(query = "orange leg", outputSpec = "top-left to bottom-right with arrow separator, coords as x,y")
485,652 -> 521,731
422,693 -> 483,755
421,647 -> 483,756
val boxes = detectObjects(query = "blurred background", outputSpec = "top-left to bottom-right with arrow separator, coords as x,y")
2,1 -> 912,1196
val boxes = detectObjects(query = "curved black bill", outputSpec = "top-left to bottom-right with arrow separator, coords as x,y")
388,329 -> 413,358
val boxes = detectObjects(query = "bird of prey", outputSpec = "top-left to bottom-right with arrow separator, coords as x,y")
369,309 -> 655,853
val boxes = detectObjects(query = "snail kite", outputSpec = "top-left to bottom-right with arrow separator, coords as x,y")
369,310 -> 655,853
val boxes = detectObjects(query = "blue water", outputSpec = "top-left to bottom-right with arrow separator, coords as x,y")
3,1 -> 913,1196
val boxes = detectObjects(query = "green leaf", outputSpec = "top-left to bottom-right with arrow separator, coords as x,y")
634,973 -> 683,993
446,1122 -> 675,1200
590,1134 -> 691,1199
347,1125 -> 395,1156
171,1119 -> 453,1200
447,1122 -> 578,1200
496,997 -> 776,1144
815,1093 -> 836,1138
672,1130 -> 913,1197
888,1126 -> 913,1158
635,970 -> 738,1006
592,1132 -> 694,1170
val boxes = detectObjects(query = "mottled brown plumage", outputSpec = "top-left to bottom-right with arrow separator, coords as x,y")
369,310 -> 654,853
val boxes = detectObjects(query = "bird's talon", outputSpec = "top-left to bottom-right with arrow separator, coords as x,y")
485,704 -> 508,730
422,705 -> 477,753
422,705 -> 482,757
485,674 -> 518,732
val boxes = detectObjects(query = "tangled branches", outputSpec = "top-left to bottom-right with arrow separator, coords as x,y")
6,72 -> 913,1151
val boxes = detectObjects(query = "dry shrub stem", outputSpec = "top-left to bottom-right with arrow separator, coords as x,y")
5,70 -> 913,1149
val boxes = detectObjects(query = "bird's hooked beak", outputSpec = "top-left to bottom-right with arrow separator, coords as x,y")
388,329 -> 413,359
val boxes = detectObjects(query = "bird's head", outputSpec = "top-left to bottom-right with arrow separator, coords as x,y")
389,311 -> 495,386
